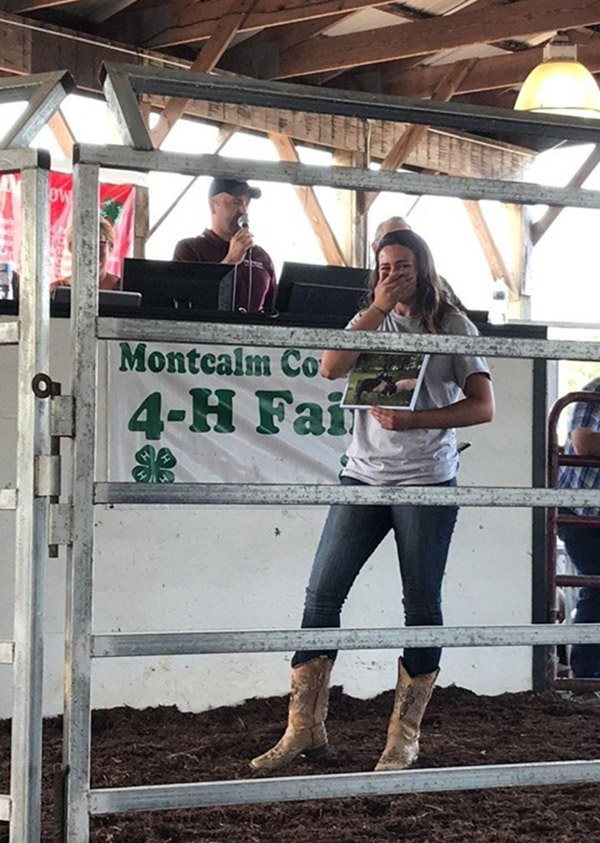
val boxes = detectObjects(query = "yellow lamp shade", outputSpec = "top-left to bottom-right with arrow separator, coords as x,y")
515,60 -> 600,118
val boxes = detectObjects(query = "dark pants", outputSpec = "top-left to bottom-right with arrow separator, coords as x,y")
558,522 -> 600,678
292,476 -> 458,677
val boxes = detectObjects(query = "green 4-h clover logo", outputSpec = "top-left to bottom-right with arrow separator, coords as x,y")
132,445 -> 177,483
101,197 -> 123,225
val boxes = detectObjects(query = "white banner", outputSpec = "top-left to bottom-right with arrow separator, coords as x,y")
108,340 -> 353,484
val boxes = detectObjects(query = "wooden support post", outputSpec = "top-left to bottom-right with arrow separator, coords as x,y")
462,199 -> 518,298
47,110 -> 74,159
269,132 -> 347,266
506,203 -> 533,320
150,0 -> 260,149
133,185 -> 150,258
132,99 -> 152,257
333,149 -> 368,268
363,59 -> 477,212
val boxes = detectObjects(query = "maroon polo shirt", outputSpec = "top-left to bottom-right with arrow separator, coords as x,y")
173,229 -> 277,313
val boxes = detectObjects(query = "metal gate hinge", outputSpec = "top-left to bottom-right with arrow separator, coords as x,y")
49,504 -> 73,547
50,395 -> 75,438
35,455 -> 60,498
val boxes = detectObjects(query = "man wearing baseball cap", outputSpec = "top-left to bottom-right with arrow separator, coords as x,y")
173,177 -> 277,312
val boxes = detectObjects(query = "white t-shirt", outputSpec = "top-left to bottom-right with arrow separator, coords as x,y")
342,309 -> 490,486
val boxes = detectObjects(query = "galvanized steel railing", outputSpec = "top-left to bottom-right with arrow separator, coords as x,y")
0,71 -> 71,843
61,65 -> 600,842
0,147 -> 51,843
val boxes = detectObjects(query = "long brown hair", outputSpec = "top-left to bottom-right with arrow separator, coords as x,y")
365,229 -> 458,334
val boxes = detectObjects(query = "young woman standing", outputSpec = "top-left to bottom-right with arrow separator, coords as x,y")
251,229 -> 495,773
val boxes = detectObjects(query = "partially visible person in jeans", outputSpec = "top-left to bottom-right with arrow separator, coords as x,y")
50,218 -> 120,293
250,229 -> 494,774
558,377 -> 600,678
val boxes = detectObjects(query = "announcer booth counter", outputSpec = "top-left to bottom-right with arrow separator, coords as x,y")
0,292 -> 547,720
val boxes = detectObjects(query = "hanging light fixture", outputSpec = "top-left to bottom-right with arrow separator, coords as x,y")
514,32 -> 600,119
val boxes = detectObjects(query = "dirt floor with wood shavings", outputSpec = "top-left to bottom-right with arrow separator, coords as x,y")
1,684 -> 600,842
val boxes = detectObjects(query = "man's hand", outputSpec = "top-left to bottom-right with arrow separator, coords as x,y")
224,228 -> 254,265
370,406 -> 417,430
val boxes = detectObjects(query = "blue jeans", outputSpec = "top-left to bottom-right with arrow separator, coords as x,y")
292,476 -> 458,677
558,521 -> 600,678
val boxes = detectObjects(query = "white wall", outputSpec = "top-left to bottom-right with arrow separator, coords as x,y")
0,319 -> 536,718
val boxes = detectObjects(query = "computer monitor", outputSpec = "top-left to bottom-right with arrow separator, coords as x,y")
466,309 -> 489,326
51,286 -> 142,309
122,259 -> 235,311
275,262 -> 369,319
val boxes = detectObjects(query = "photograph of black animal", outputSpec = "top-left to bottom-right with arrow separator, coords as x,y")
355,373 -> 397,403
341,351 -> 429,409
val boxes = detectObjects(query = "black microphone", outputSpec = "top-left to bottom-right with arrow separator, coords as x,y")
235,213 -> 252,311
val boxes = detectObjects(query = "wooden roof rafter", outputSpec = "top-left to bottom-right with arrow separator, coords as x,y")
363,57 -> 478,211
215,0 -> 514,79
3,0 -> 78,12
371,42 -> 600,99
3,0 -> 141,19
0,6 -> 533,179
4,0 -> 600,133
269,131 -> 347,266
93,0 -> 397,49
275,0 -> 600,78
86,0 -> 142,23
150,0 -> 261,148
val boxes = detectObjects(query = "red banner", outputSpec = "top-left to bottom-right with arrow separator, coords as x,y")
0,172 -> 135,285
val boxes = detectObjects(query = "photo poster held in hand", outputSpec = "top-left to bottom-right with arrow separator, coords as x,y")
341,352 -> 429,410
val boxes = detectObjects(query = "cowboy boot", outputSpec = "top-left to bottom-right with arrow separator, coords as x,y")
375,658 -> 438,771
250,655 -> 333,772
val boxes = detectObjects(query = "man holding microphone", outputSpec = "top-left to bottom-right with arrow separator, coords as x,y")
173,177 -> 277,313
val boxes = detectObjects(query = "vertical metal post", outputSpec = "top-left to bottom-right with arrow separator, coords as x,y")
10,161 -> 51,843
531,357 -> 548,691
63,161 -> 99,843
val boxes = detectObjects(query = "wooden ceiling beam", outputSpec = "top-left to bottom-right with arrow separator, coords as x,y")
276,0 -> 600,78
223,10 -> 350,67
150,0 -> 260,148
3,0 -> 78,11
47,108 -> 74,157
170,93 -> 532,178
220,11 -> 351,76
220,0 -> 510,77
270,13 -> 351,50
382,48 -> 544,98
134,0 -> 392,49
87,0 -> 141,23
269,132 -> 347,265
0,7 -> 532,178
382,0 -> 530,52
363,58 -> 477,211
463,199 -> 517,295
378,42 -> 600,98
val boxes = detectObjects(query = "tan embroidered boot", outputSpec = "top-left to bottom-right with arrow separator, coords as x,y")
375,658 -> 438,771
250,656 -> 333,772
